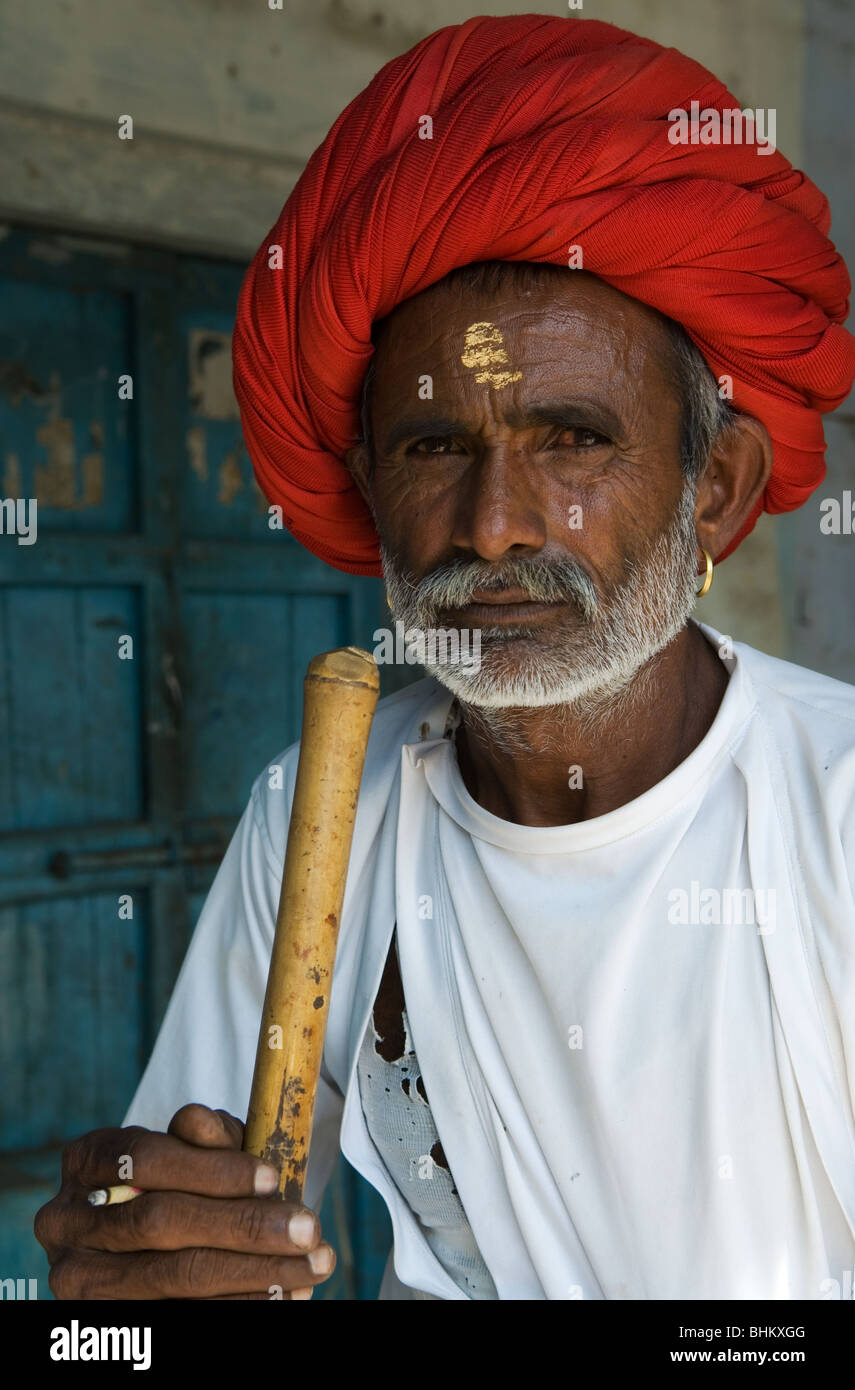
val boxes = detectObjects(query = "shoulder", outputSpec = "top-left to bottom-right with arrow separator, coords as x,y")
729,635 -> 855,753
707,634 -> 855,1032
245,676 -> 452,873
723,633 -> 855,873
699,622 -> 855,845
254,674 -> 453,792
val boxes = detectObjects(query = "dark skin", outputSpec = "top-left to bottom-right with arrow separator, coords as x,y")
35,269 -> 773,1297
34,1107 -> 336,1299
346,270 -> 773,826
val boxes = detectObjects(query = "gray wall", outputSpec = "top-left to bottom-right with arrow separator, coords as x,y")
776,0 -> 855,682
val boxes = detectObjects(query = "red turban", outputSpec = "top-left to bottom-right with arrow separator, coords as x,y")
232,13 -> 854,575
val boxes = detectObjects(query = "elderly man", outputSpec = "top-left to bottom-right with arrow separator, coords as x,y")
36,15 -> 855,1301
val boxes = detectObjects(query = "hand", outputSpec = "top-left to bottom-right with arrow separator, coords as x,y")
34,1103 -> 336,1300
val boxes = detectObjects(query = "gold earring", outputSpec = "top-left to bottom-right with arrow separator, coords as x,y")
696,549 -> 714,598
386,588 -> 392,610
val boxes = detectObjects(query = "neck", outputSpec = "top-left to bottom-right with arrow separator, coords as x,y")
453,622 -> 728,827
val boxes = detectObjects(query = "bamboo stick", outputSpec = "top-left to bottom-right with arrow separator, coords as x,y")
243,646 -> 379,1201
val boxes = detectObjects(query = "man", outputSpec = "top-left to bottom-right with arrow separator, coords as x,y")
36,14 -> 855,1300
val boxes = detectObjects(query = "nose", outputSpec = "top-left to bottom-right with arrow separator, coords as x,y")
449,445 -> 548,562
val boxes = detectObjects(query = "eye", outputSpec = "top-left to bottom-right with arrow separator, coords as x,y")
553,427 -> 609,450
406,437 -> 465,456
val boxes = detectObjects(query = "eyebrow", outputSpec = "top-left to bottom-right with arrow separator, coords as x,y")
379,399 -> 625,453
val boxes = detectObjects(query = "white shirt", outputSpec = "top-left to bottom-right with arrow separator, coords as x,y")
357,996 -> 498,1299
123,623 -> 855,1300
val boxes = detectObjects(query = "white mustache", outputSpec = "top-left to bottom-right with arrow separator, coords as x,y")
389,555 -> 599,620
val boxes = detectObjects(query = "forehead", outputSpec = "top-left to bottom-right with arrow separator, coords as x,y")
370,269 -> 675,399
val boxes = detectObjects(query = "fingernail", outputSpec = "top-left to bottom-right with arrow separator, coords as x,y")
308,1244 -> 334,1275
254,1165 -> 279,1195
291,1287 -> 313,1300
288,1211 -> 317,1249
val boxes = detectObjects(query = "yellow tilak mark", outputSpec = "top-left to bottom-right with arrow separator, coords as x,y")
460,322 -> 523,390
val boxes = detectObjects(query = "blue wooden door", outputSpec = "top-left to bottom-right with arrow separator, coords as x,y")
0,227 -> 399,1300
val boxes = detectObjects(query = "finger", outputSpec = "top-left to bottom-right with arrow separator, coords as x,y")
64,1127 -> 278,1199
50,1247 -> 335,1301
167,1105 -> 244,1150
34,1195 -> 66,1265
79,1191 -> 325,1257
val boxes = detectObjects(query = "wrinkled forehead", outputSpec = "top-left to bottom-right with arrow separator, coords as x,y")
369,267 -> 677,401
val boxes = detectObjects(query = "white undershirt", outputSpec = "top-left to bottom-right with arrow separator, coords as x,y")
386,637 -> 855,1297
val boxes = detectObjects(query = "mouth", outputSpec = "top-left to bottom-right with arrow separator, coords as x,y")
439,589 -> 568,625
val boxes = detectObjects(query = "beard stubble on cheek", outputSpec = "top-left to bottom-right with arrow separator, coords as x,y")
378,478 -> 699,710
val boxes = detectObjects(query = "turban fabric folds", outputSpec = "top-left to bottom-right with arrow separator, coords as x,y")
232,13 -> 854,575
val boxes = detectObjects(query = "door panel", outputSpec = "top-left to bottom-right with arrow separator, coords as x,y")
181,591 -> 348,819
179,308 -> 272,543
0,278 -> 136,533
0,227 -> 413,1300
0,585 -> 142,830
0,892 -> 148,1150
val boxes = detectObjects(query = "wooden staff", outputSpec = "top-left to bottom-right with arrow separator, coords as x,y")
243,646 -> 379,1201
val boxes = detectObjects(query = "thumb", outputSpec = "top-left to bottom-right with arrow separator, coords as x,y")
167,1103 -> 245,1150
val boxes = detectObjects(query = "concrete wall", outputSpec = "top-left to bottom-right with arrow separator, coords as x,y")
0,0 -> 851,676
776,0 -> 855,682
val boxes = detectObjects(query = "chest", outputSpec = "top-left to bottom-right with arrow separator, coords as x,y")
365,926 -> 450,1169
371,928 -> 407,1063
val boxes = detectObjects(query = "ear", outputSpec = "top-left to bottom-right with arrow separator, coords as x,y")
693,414 -> 774,562
344,443 -> 374,513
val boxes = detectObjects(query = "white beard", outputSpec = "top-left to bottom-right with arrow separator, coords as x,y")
380,479 -> 700,715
